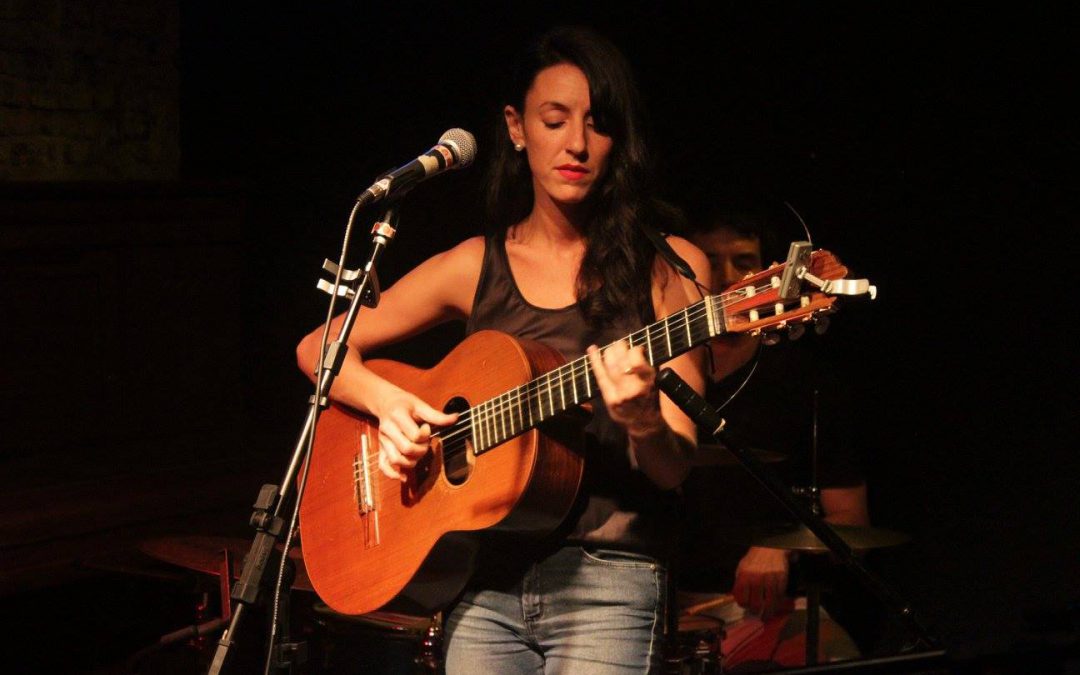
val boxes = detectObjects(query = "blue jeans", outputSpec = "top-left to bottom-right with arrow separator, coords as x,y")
444,545 -> 667,674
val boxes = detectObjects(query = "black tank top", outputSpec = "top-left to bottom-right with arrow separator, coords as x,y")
466,234 -> 678,554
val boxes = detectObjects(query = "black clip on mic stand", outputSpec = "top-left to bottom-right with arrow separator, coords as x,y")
206,199 -> 401,675
655,368 -> 942,663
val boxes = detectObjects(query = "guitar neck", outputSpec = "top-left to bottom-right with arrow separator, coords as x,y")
468,294 -> 725,455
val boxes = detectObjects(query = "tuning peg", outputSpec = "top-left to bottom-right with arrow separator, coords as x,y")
788,323 -> 806,341
813,315 -> 830,335
762,332 -> 782,346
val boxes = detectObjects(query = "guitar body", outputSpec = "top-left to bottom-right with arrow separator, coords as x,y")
299,330 -> 585,616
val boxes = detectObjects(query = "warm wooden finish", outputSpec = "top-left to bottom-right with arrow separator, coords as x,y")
299,332 -> 584,616
298,249 -> 863,616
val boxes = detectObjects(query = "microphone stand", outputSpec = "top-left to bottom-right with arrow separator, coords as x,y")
656,368 -> 942,660
206,201 -> 401,675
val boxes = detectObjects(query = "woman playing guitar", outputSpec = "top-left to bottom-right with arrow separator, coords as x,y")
296,26 -> 710,674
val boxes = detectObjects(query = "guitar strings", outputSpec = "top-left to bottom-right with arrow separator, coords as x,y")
433,277 -> 791,453
436,278 -> 785,450
357,274 -> 818,473
436,295 -> 714,447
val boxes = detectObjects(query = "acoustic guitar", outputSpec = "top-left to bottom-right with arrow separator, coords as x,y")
298,248 -> 868,615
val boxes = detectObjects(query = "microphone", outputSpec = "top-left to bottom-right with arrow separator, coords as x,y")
356,128 -> 477,206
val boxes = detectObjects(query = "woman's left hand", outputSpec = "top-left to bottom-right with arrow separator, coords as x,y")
587,341 -> 665,438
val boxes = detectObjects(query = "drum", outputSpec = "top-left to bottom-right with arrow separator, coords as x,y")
666,593 -> 732,675
311,602 -> 441,675
669,614 -> 723,674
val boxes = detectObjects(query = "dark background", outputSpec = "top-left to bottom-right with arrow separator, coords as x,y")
1,1 -> 1074,672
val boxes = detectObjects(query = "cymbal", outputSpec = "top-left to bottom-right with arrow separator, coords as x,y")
693,443 -> 787,467
751,524 -> 910,552
139,535 -> 313,592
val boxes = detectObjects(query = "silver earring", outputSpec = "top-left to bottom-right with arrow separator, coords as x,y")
514,143 -> 524,152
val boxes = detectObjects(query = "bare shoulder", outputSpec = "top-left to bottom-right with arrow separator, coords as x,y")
407,235 -> 485,278
665,236 -> 710,280
437,235 -> 486,269
651,235 -> 711,316
395,235 -> 486,318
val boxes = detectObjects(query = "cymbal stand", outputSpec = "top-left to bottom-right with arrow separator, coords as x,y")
127,545 -> 235,669
656,369 -> 941,656
206,202 -> 401,675
801,389 -> 823,664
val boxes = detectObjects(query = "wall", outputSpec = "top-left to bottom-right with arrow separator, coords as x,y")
0,0 -> 179,181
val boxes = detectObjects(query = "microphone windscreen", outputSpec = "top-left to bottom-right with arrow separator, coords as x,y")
439,128 -> 477,168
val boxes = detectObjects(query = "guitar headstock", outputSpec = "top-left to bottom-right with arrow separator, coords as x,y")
711,249 -> 871,342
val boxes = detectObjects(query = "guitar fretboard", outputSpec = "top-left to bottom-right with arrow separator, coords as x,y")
465,294 -> 725,455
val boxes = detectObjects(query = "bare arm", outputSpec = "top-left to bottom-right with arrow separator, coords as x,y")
821,483 -> 870,526
587,236 -> 711,490
734,482 -> 870,616
295,236 -> 484,479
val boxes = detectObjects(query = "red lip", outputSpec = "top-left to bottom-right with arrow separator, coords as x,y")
556,165 -> 589,180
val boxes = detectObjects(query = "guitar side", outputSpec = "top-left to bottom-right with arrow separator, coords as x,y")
298,331 -> 585,616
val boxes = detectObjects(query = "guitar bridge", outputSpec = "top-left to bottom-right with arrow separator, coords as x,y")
354,433 -> 380,547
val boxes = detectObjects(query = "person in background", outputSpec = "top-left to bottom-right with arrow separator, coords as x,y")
681,206 -> 870,669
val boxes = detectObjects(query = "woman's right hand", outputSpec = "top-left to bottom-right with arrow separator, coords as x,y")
373,388 -> 458,482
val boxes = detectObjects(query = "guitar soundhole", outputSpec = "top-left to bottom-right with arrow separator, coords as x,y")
442,396 -> 473,486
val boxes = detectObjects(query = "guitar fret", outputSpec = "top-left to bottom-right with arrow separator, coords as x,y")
538,379 -> 547,421
558,368 -> 566,409
584,358 -> 592,397
477,401 -> 485,450
469,404 -> 480,452
502,395 -> 511,441
474,403 -> 485,451
504,392 -> 512,441
704,295 -> 716,337
485,400 -> 495,448
483,399 -> 492,447
645,327 -> 654,364
664,318 -> 672,359
695,311 -> 710,344
473,403 -> 482,451
497,393 -> 506,444
570,361 -> 579,403
683,306 -> 692,346
516,386 -> 525,432
546,373 -> 555,417
509,394 -> 516,438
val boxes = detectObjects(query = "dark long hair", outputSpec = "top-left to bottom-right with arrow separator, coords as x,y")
485,26 -> 676,326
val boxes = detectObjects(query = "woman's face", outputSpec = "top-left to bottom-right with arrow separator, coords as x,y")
505,62 -> 614,208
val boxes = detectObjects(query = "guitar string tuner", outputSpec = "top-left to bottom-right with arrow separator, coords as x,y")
762,332 -> 782,346
813,315 -> 830,335
788,323 -> 806,341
